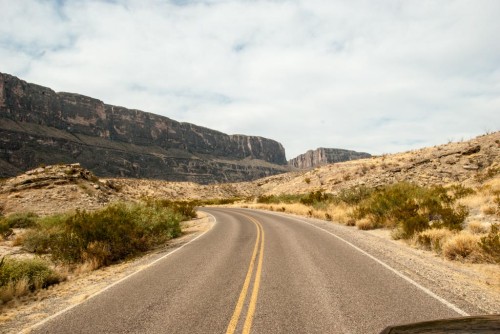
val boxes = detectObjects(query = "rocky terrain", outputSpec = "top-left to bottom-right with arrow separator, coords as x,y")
288,147 -> 371,169
0,72 -> 288,183
259,132 -> 500,196
1,132 -> 498,218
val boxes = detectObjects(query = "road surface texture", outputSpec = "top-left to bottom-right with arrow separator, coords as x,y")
29,208 -> 468,334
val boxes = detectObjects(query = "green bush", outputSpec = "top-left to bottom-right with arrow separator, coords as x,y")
300,191 -> 331,206
256,194 -> 304,204
447,184 -> 475,200
23,201 -> 183,266
0,212 -> 39,237
480,224 -> 500,263
0,257 -> 62,301
354,183 -> 468,239
22,214 -> 67,254
335,186 -> 374,205
3,212 -> 39,228
157,200 -> 197,220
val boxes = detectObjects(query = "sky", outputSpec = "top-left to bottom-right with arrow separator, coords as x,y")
1,0 -> 499,159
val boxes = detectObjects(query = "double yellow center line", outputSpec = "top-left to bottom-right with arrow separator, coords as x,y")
226,215 -> 265,334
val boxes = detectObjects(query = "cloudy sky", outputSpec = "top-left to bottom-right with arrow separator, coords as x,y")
1,0 -> 499,159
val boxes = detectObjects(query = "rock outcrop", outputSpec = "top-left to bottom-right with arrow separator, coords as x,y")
288,148 -> 371,169
0,72 -> 288,183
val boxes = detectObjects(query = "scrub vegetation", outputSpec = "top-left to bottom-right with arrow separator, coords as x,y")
245,182 -> 499,263
0,200 -> 195,303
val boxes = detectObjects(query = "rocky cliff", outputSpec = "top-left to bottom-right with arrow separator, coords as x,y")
0,72 -> 288,183
289,148 -> 371,169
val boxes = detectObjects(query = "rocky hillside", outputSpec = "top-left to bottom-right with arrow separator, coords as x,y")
0,163 -> 121,216
259,132 -> 500,195
0,72 -> 288,183
1,132 -> 498,217
288,147 -> 371,169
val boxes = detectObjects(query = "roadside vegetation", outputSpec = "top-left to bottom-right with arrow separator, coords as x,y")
0,199 -> 196,303
243,180 -> 500,264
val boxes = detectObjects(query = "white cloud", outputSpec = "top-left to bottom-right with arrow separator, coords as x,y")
1,0 -> 499,159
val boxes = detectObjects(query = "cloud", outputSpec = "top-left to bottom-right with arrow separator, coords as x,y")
1,0 -> 499,159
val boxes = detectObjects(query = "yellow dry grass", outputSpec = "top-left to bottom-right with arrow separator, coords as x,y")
442,232 -> 484,262
0,278 -> 30,303
467,221 -> 490,234
414,228 -> 454,252
324,203 -> 353,225
355,218 -> 376,230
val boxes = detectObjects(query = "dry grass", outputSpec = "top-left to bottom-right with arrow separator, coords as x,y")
459,194 -> 489,210
481,205 -> 497,216
467,221 -> 490,234
415,228 -> 454,252
460,176 -> 500,218
0,278 -> 30,302
248,203 -> 312,216
356,218 -> 376,230
74,259 -> 102,275
442,232 -> 483,262
325,203 -> 353,225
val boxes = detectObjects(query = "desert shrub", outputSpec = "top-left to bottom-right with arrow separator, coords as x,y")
467,221 -> 489,234
0,257 -> 63,302
335,186 -> 374,205
0,212 -> 39,238
2,212 -> 38,228
356,218 -> 376,230
0,220 -> 12,238
442,233 -> 482,261
23,202 -> 182,267
354,183 -> 468,239
22,214 -> 67,254
447,184 -> 475,200
415,228 -> 454,252
475,166 -> 500,182
197,198 -> 242,206
300,191 -> 331,206
155,200 -> 197,220
480,224 -> 500,263
256,194 -> 304,204
256,195 -> 276,204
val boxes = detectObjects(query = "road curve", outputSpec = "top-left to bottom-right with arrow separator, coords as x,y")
30,208 -> 464,334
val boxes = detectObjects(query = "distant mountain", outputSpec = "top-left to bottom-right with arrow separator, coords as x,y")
0,72 -> 289,183
289,148 -> 371,169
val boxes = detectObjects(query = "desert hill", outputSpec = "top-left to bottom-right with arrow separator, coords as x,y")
257,131 -> 500,196
1,131 -> 498,217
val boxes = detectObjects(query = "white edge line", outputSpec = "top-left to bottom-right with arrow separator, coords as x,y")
260,210 -> 470,317
23,213 -> 217,333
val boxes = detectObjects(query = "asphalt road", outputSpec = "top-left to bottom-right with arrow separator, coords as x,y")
30,208 -> 465,334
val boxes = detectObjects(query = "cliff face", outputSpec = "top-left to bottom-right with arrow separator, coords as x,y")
0,72 -> 288,183
288,148 -> 371,169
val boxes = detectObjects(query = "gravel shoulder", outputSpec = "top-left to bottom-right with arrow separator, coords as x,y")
0,213 -> 214,334
260,209 -> 500,315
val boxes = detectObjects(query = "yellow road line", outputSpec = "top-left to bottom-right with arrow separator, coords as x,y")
242,217 -> 265,334
226,217 -> 261,334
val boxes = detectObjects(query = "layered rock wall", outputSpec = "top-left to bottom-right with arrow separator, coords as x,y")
289,148 -> 371,169
0,72 -> 288,183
